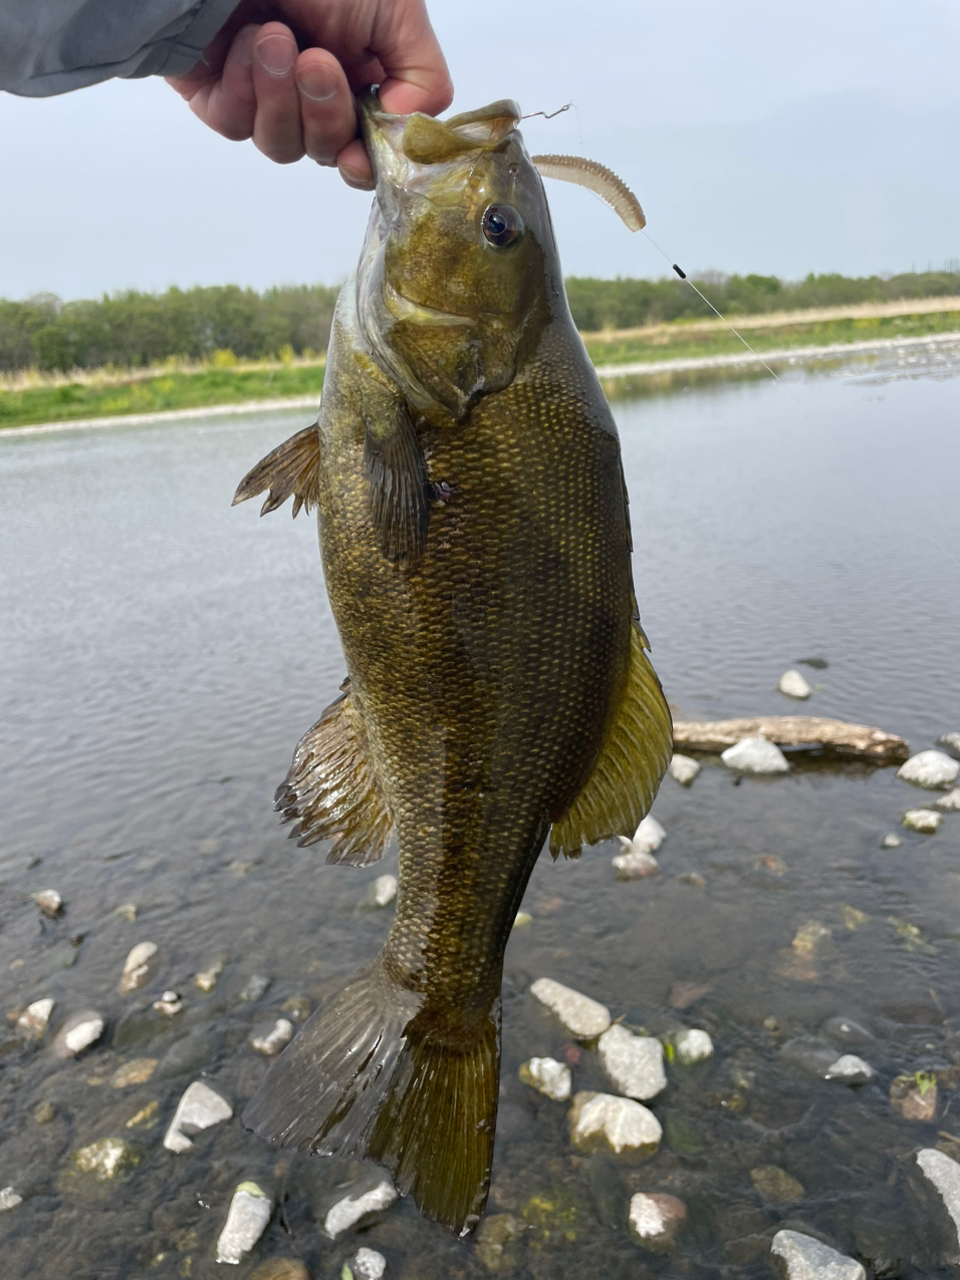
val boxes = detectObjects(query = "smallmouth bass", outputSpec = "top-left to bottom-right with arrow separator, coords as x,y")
234,90 -> 671,1237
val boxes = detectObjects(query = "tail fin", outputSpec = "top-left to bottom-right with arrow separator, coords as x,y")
242,960 -> 500,1237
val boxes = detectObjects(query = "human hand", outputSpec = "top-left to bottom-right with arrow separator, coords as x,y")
165,0 -> 452,187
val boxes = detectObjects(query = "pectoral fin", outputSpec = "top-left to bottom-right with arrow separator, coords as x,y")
232,422 -> 321,517
364,399 -> 431,563
549,624 -> 672,858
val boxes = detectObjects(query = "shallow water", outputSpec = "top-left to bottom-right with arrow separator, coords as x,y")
1,346 -> 959,1278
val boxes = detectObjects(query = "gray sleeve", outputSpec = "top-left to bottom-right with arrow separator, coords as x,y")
1,0 -> 244,97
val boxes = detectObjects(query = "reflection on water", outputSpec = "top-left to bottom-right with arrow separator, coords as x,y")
1,358 -> 959,1278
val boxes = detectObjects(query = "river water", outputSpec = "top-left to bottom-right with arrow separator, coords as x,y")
1,345 -> 959,1278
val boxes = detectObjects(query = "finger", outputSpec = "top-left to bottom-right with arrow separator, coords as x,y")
336,139 -> 375,190
373,2 -> 453,118
295,48 -> 357,167
252,22 -> 304,164
195,23 -> 258,141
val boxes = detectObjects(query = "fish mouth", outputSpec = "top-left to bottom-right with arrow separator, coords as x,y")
358,88 -> 520,174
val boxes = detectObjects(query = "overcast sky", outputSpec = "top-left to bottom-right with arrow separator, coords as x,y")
1,0 -> 958,299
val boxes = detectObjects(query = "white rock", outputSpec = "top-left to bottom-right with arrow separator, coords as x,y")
598,1025 -> 666,1100
215,1181 -> 272,1265
824,1054 -> 874,1083
770,1228 -> 865,1280
164,1080 -> 233,1153
519,1056 -> 572,1102
628,1192 -> 687,1246
250,1018 -> 294,1056
668,754 -> 701,786
53,1010 -> 105,1058
937,732 -> 960,761
195,958 -> 225,991
936,788 -> 960,813
33,889 -> 63,918
880,833 -> 902,848
152,990 -> 183,1016
0,1187 -> 22,1212
903,808 -> 942,834
323,1180 -> 397,1238
618,815 -> 666,855
721,737 -> 790,774
674,1028 -> 714,1065
530,978 -> 611,1039
778,669 -> 812,700
361,874 -> 397,908
612,849 -> 659,880
352,1247 -> 387,1280
118,941 -> 159,993
917,1148 -> 960,1245
568,1090 -> 662,1154
897,750 -> 960,790
75,1136 -> 138,1179
17,997 -> 55,1039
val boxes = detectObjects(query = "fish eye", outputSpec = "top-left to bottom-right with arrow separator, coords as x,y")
481,204 -> 523,248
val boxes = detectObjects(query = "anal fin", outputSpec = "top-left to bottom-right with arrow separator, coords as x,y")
233,422 -> 321,517
276,683 -> 393,866
550,624 -> 672,858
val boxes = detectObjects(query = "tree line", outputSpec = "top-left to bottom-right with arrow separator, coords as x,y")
2,270 -> 958,374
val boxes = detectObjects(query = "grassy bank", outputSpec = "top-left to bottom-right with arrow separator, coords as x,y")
2,305 -> 959,431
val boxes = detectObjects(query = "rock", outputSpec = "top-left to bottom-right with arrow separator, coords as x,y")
936,788 -> 960,813
721,737 -> 790,774
114,902 -> 138,922
0,1186 -> 23,1212
917,1148 -> 960,1245
612,850 -> 659,880
890,1073 -> 938,1121
250,1018 -> 294,1057
880,833 -> 902,848
110,1058 -> 158,1088
618,815 -> 666,855
749,1165 -> 805,1203
674,1028 -> 714,1065
53,1010 -> 105,1058
530,978 -> 611,1039
74,1136 -> 140,1180
627,1192 -> 687,1250
780,1036 -> 846,1077
668,754 -> 701,786
824,1054 -> 874,1083
239,974 -> 271,1003
568,1090 -> 662,1155
17,997 -> 54,1039
118,942 -> 159,993
822,1016 -> 873,1047
903,808 -> 942,834
519,1056 -> 572,1101
281,996 -> 310,1022
163,1080 -> 233,1152
323,1179 -> 397,1238
474,1213 -> 523,1270
898,750 -> 960,790
34,1101 -> 56,1124
512,910 -> 533,927
216,1181 -> 273,1265
125,1100 -> 159,1129
778,670 -> 812,700
597,1025 -> 666,1101
361,875 -> 397,908
249,1261 -> 310,1280
195,957 -> 226,991
937,732 -> 960,761
791,921 -> 833,956
351,1248 -> 387,1279
152,990 -> 183,1017
33,889 -> 63,918
770,1229 -> 865,1280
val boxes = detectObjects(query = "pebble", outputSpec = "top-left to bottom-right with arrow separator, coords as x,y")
568,1090 -> 662,1155
282,996 -> 310,1022
152,990 -> 183,1017
33,889 -> 63,918
114,902 -> 137,922
674,1028 -> 714,1065
597,1025 -> 666,1101
880,833 -> 902,848
239,974 -> 271,1003
721,737 -> 790,774
474,1214 -> 523,1270
668,754 -> 701,786
163,1080 -> 233,1153
249,1262 -> 310,1280
323,1180 -> 397,1238
824,1054 -> 875,1083
110,1058 -> 158,1088
125,1100 -> 159,1129
612,849 -> 660,880
937,731 -> 960,761
898,750 -> 960,789
17,997 -> 55,1039
351,1247 -> 387,1279
792,921 -> 833,956
903,808 -> 942,834
889,1074 -> 938,1121
530,978 -> 611,1039
216,1181 -> 273,1265
618,815 -> 666,855
917,1148 -> 960,1245
519,1056 -> 572,1102
770,1229 -> 866,1280
34,1101 -> 56,1124
750,1164 -> 805,1203
250,1018 -> 294,1057
361,875 -> 397,908
822,1016 -> 873,1047
936,788 -> 960,813
627,1191 -> 686,1250
53,1009 -> 105,1059
780,1037 -> 847,1077
778,669 -> 812,700
74,1136 -> 140,1180
195,958 -> 226,992
0,1186 -> 22,1212
118,941 -> 159,993
513,910 -> 533,927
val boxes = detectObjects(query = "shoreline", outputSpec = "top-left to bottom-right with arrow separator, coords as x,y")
3,330 -> 959,440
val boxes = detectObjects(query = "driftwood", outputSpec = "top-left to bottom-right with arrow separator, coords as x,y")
672,716 -> 909,763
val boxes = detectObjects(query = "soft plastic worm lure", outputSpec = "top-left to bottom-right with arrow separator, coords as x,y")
531,154 -> 646,231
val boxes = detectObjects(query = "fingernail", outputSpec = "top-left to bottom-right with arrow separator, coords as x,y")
340,164 -> 374,190
255,34 -> 296,76
297,66 -> 338,103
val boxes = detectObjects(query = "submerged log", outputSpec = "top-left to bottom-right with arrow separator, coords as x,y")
672,716 -> 909,763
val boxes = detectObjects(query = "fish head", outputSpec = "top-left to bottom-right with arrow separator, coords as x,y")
358,90 -> 558,419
